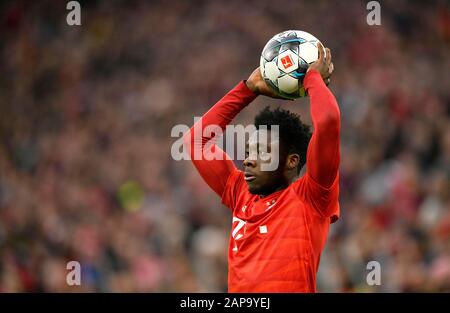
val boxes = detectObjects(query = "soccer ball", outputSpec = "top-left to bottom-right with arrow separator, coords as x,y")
260,30 -> 323,99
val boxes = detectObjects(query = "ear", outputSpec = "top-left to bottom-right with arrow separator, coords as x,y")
285,153 -> 300,171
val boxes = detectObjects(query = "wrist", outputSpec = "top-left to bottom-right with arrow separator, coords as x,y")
244,79 -> 259,95
306,68 -> 320,76
304,68 -> 323,91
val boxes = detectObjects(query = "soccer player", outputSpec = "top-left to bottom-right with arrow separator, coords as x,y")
184,43 -> 339,292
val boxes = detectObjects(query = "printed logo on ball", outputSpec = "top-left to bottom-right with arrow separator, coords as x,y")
280,55 -> 293,69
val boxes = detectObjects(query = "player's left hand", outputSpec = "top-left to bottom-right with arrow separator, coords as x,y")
307,42 -> 334,86
246,67 -> 287,99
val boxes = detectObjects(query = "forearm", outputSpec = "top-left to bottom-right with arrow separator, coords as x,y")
199,81 -> 257,135
184,81 -> 257,196
304,69 -> 340,188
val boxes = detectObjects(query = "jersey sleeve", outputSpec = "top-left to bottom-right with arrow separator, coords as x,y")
302,173 -> 340,223
184,81 -> 257,199
304,69 -> 340,188
293,69 -> 341,222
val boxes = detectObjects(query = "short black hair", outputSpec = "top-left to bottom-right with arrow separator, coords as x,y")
254,106 -> 312,173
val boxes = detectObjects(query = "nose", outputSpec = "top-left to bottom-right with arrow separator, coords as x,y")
243,157 -> 256,168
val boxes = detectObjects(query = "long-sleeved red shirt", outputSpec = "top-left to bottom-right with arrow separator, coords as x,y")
184,69 -> 340,292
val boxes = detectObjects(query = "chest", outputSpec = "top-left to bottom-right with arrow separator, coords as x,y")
230,192 -> 309,252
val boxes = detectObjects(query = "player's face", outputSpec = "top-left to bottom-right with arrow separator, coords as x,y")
243,129 -> 287,195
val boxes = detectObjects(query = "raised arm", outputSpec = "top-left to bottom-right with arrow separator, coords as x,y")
184,81 -> 258,197
304,44 -> 340,188
184,68 -> 288,198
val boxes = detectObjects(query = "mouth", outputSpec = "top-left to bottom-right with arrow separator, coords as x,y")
244,173 -> 257,182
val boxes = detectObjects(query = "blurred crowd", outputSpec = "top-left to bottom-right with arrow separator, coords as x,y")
0,0 -> 449,292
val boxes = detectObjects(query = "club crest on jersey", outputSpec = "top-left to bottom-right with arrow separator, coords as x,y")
265,199 -> 277,211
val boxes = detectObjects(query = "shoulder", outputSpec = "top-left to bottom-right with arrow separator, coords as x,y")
290,172 -> 340,222
292,172 -> 339,193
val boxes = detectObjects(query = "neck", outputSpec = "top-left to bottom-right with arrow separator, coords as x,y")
258,173 -> 299,198
287,172 -> 299,184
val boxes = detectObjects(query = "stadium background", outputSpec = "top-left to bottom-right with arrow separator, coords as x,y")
0,0 -> 449,292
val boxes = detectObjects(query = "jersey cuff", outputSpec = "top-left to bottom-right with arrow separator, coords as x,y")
236,80 -> 259,101
304,69 -> 325,91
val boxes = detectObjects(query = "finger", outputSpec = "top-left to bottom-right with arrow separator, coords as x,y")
329,62 -> 334,75
316,42 -> 324,62
325,48 -> 331,65
254,67 -> 262,78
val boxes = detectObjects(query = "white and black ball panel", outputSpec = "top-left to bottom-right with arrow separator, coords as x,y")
263,61 -> 280,82
299,41 -> 320,64
262,38 -> 281,62
294,30 -> 318,42
277,74 -> 299,94
260,30 -> 322,99
279,41 -> 299,55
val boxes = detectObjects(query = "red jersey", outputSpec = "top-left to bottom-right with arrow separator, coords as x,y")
222,170 -> 339,292
184,70 -> 340,292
